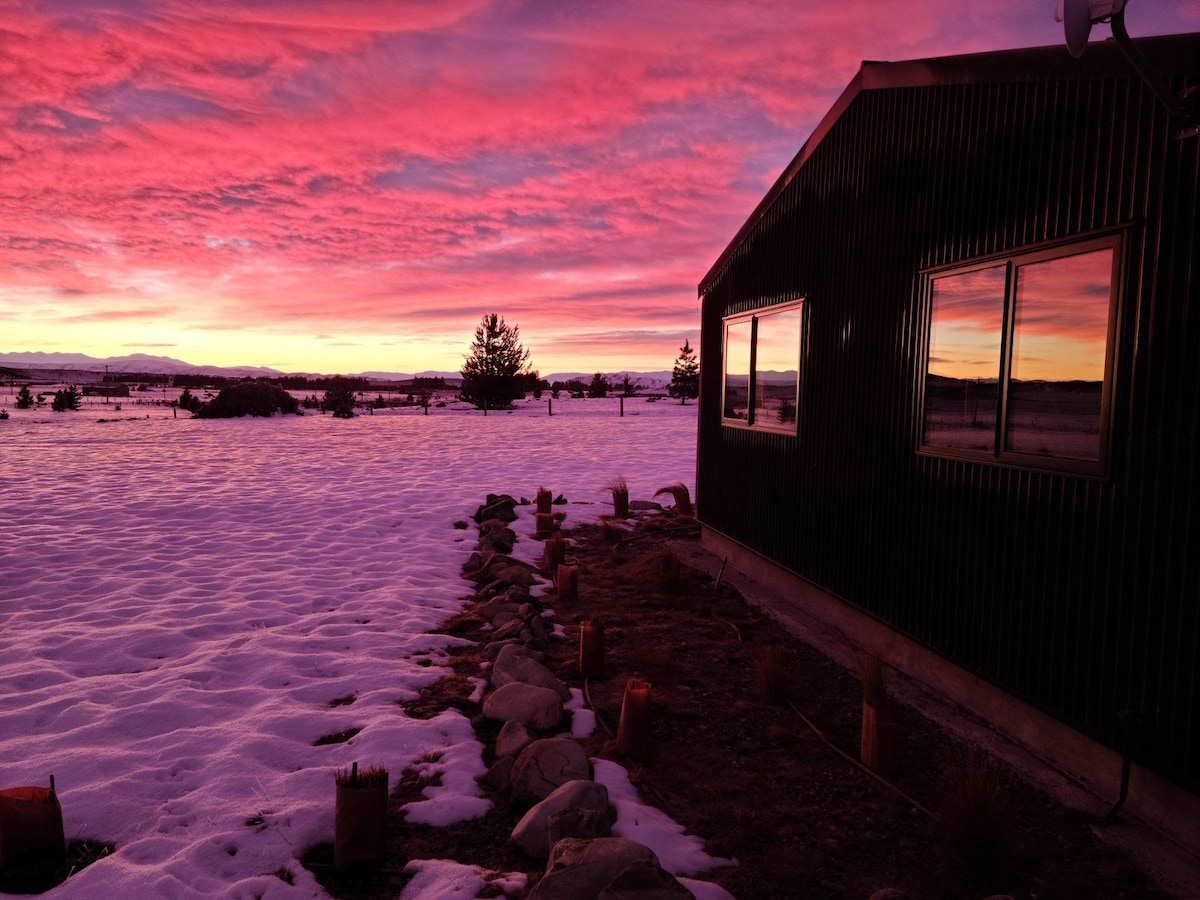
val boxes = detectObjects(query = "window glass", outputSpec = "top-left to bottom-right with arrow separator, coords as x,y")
1006,248 -> 1113,461
920,236 -> 1119,473
924,266 -> 1006,452
755,307 -> 802,427
721,300 -> 803,432
723,318 -> 752,421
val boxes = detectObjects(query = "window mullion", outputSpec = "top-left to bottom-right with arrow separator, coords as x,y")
997,259 -> 1016,459
748,315 -> 759,426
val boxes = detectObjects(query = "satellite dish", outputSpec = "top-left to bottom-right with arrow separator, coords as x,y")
1054,0 -> 1128,58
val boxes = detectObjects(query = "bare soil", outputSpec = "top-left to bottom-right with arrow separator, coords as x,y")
304,511 -> 1170,900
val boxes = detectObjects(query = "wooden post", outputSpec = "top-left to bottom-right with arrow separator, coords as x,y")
0,779 -> 66,886
536,488 -> 553,515
534,512 -> 555,538
579,620 -> 604,678
619,396 -> 624,417
545,537 -> 567,571
616,679 -> 651,756
556,564 -> 579,602
334,764 -> 388,871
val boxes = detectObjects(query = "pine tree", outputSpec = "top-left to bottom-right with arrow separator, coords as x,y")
15,385 -> 34,409
587,373 -> 608,398
51,385 -> 81,412
668,340 -> 699,405
459,313 -> 531,410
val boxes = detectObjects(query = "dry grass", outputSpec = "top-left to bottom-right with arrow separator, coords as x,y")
626,546 -> 682,592
334,765 -> 388,790
652,482 -> 693,516
933,745 -> 1024,886
602,476 -> 630,518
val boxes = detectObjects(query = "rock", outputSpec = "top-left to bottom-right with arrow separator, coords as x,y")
628,500 -> 665,512
493,563 -> 536,588
489,619 -> 531,644
529,837 -> 659,900
495,643 -> 541,666
511,780 -> 610,857
526,613 -> 548,646
598,859 -> 694,899
496,720 -> 536,759
493,647 -> 571,700
510,738 -> 591,805
478,521 -> 517,554
548,808 -> 612,850
463,550 -> 538,587
485,639 -> 528,660
483,683 -> 564,730
474,494 -> 518,524
492,609 -> 520,628
483,754 -> 516,790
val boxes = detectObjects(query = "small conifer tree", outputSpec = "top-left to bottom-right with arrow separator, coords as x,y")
588,373 -> 609,398
15,385 -> 34,409
668,340 -> 699,405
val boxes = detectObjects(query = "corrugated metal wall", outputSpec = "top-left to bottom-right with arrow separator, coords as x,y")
698,46 -> 1199,792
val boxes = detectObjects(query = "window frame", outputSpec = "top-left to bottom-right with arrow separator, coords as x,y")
919,232 -> 1125,477
721,298 -> 805,435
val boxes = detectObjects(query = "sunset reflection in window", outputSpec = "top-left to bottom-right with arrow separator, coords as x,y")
922,236 -> 1119,472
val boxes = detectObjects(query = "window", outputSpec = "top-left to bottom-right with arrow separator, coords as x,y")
722,299 -> 803,433
921,234 -> 1121,473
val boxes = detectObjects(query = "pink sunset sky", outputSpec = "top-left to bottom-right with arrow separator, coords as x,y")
3,1 -> 1196,376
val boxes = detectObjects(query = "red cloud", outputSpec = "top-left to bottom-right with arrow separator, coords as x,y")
2,1 -> 1194,372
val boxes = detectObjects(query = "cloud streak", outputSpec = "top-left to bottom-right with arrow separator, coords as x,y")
3,0 -> 1196,373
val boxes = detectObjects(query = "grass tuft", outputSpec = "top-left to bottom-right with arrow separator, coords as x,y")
335,764 -> 388,789
935,745 -> 1023,886
603,476 -> 630,518
652,482 -> 693,516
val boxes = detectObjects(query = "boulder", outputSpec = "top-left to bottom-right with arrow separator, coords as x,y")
483,754 -> 516,790
511,780 -> 610,857
495,643 -> 541,666
548,808 -> 612,851
482,683 -> 563,730
496,720 -> 536,759
598,859 -> 694,899
493,563 -> 536,588
474,494 -> 518,524
529,837 -> 659,900
510,739 -> 591,805
478,521 -> 517,554
493,648 -> 571,700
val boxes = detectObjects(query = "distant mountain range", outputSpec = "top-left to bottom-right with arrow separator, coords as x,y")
0,351 -> 674,389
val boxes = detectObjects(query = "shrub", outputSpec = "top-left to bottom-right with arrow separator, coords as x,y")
322,377 -> 356,418
195,381 -> 301,418
178,388 -> 202,414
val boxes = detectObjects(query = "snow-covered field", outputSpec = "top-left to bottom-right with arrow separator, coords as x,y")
0,396 -> 723,899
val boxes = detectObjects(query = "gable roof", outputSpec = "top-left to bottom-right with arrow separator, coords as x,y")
700,33 -> 1200,292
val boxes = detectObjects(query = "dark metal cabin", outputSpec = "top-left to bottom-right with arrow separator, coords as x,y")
697,34 -> 1199,841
